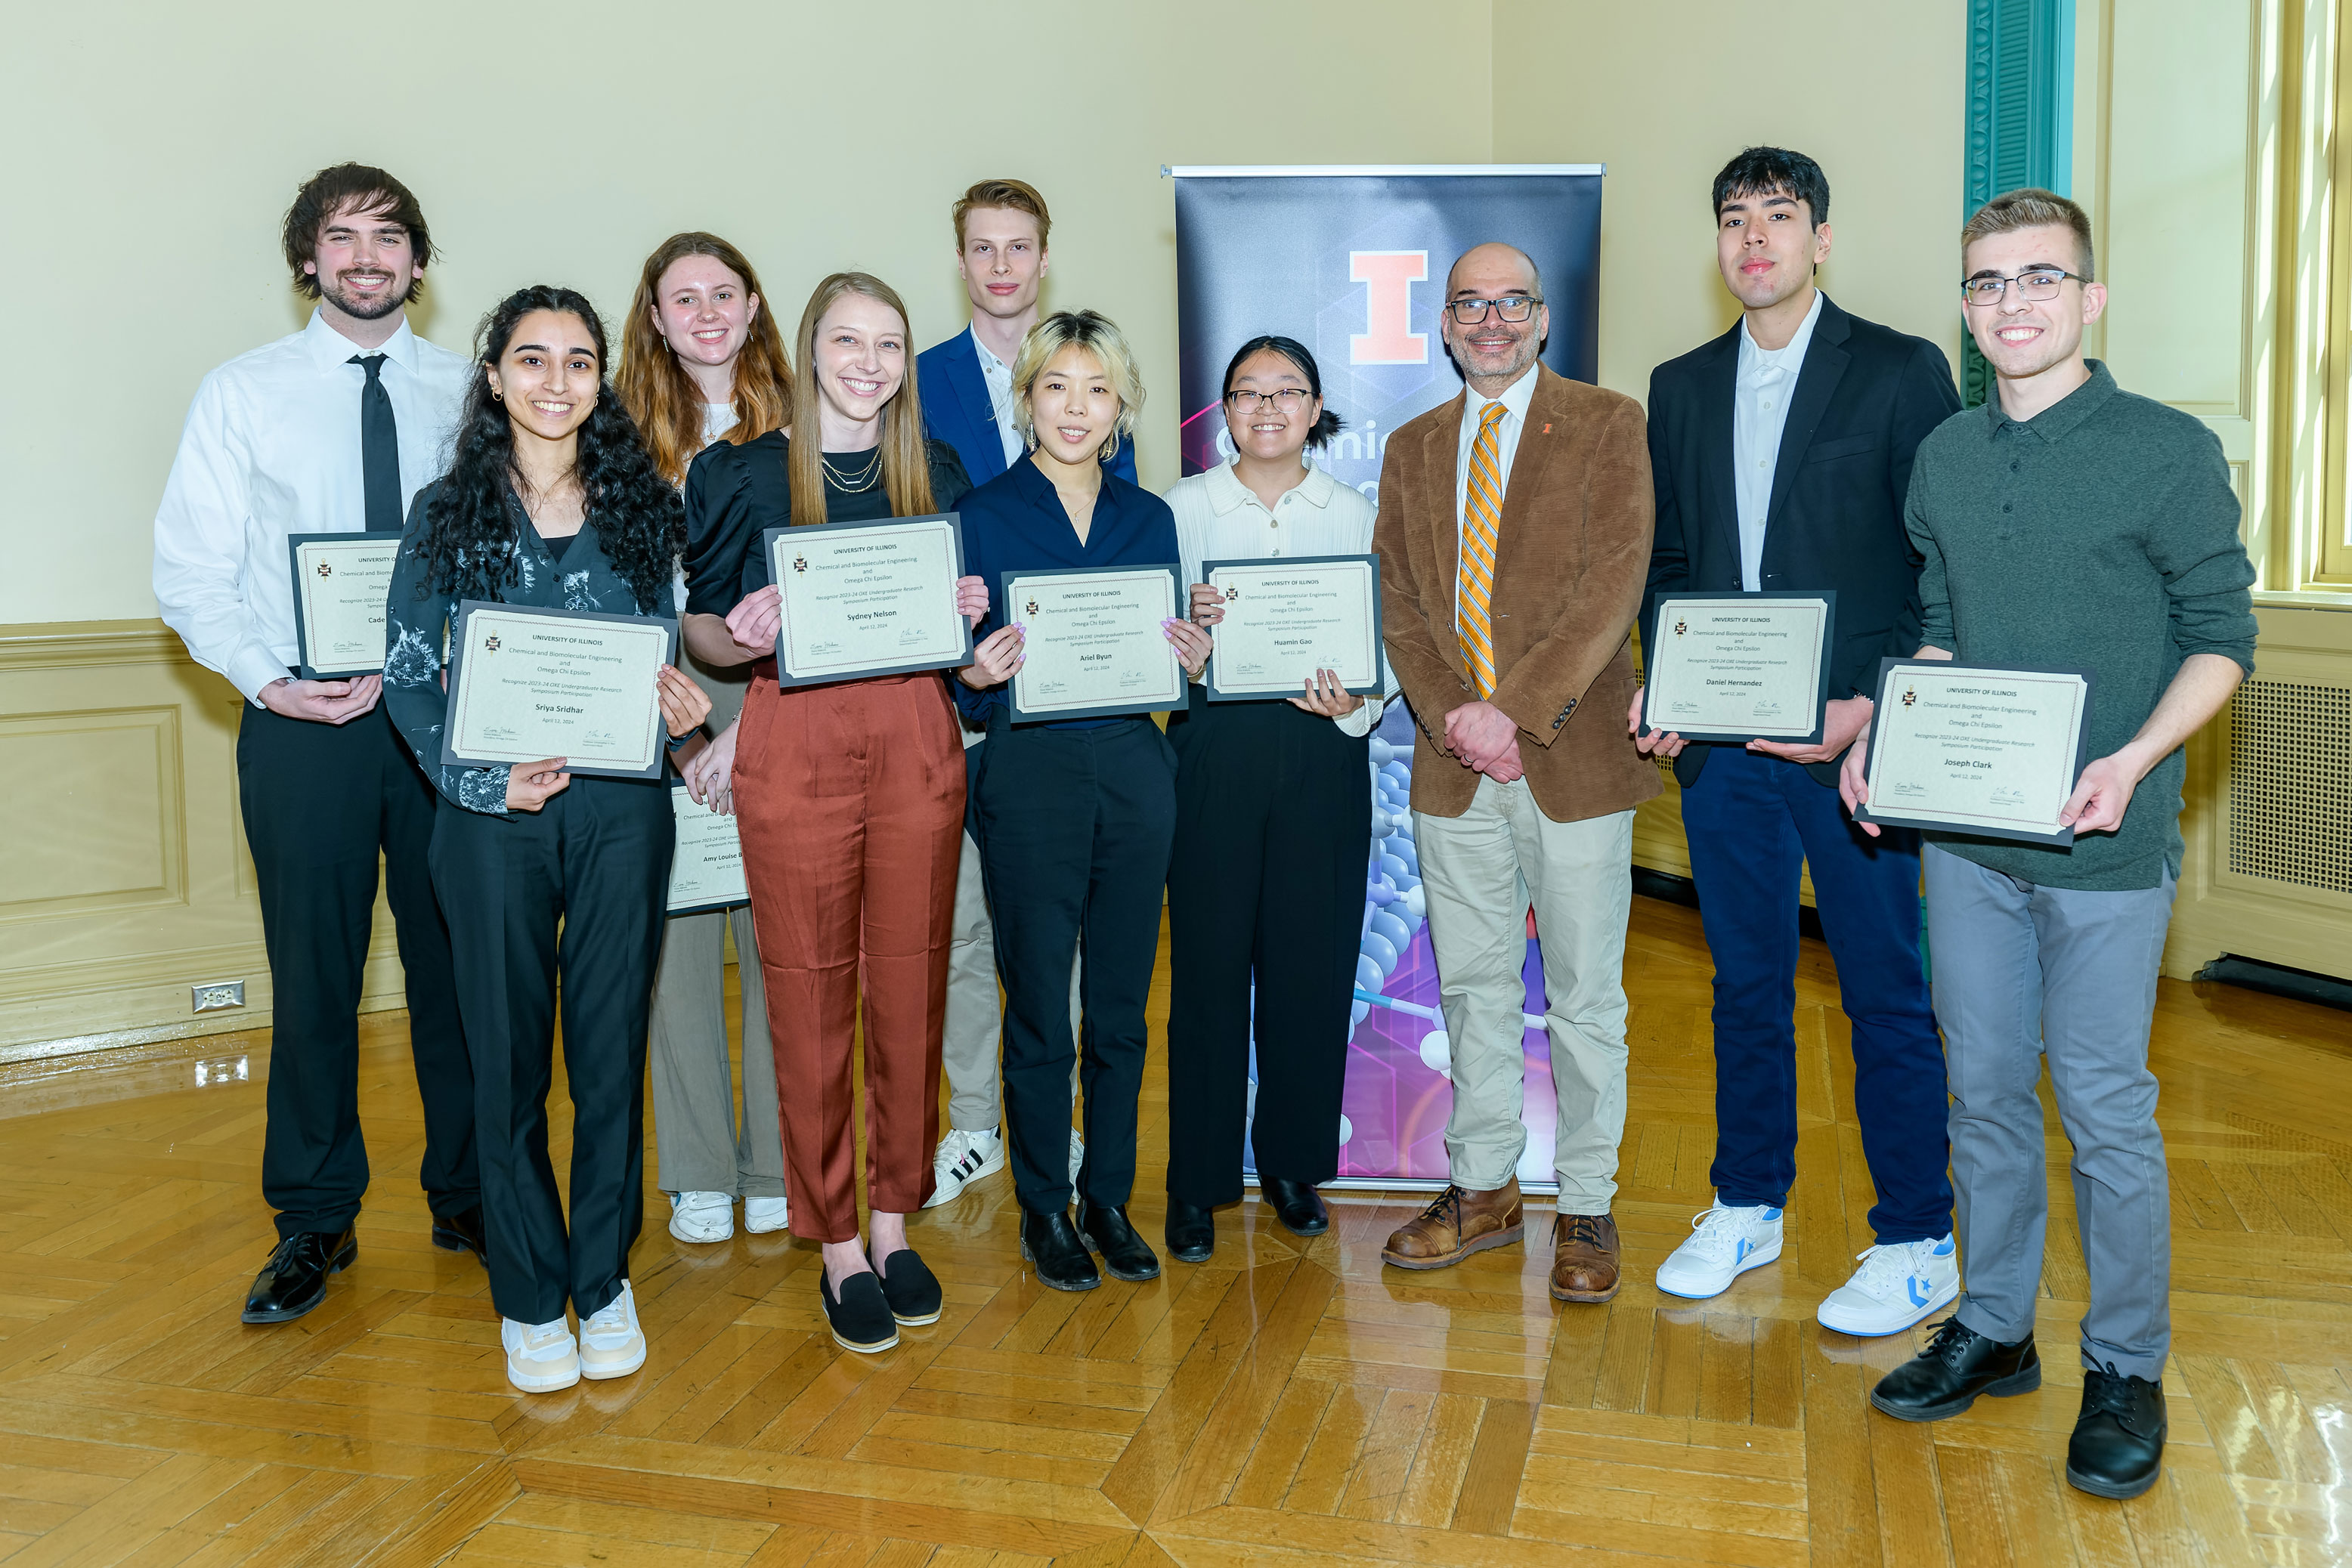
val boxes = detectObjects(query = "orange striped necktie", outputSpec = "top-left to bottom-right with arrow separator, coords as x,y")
1459,398 -> 1508,698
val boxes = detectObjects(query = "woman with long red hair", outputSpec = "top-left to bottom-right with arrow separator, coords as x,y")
616,233 -> 796,1248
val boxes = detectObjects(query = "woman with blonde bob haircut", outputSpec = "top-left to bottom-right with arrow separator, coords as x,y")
955,309 -> 1210,1293
616,231 -> 796,1248
679,273 -> 995,1353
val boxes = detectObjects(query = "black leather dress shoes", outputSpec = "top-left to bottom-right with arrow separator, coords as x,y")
1261,1177 -> 1329,1237
1020,1208 -> 1100,1292
1075,1199 -> 1162,1282
242,1224 -> 358,1324
432,1206 -> 488,1264
1869,1317 -> 2041,1421
871,1248 -> 942,1325
2067,1365 -> 2166,1498
1164,1197 -> 1215,1262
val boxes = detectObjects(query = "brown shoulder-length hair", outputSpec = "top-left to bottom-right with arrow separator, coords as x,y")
616,232 -> 794,486
787,273 -> 936,527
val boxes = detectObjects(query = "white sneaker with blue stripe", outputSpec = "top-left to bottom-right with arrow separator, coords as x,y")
1817,1235 -> 1961,1336
1654,1201 -> 1784,1300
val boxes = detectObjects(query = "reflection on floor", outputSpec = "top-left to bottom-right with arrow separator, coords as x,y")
0,895 -> 2346,1566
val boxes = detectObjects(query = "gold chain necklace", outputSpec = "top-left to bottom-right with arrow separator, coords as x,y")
819,446 -> 884,493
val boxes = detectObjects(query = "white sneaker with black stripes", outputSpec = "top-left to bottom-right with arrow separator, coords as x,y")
925,1127 -> 1006,1208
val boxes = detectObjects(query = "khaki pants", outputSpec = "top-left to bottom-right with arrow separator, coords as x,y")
1413,780 -> 1633,1214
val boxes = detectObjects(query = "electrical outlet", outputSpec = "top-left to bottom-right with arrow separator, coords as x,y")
191,980 -> 245,1013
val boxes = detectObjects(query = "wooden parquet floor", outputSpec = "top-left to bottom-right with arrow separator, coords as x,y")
2,895 -> 2348,1566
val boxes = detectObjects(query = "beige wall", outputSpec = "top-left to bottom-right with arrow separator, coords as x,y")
0,0 -> 1493,628
1490,0 -> 1968,404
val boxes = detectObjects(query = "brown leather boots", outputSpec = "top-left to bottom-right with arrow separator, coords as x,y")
1379,1178 -> 1621,1304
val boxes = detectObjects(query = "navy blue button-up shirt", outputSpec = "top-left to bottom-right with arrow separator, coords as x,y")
955,457 -> 1181,730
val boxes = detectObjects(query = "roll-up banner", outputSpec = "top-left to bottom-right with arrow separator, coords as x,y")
1171,165 -> 1605,1192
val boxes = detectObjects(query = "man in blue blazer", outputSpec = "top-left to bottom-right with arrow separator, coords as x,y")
1632,147 -> 1961,1336
918,177 -> 1137,487
919,178 -> 1134,1214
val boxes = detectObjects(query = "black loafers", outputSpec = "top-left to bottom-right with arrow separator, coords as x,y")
1076,1200 -> 1161,1282
820,1267 -> 899,1353
431,1206 -> 488,1264
1165,1197 -> 1215,1263
1261,1177 -> 1330,1237
871,1248 -> 942,1325
241,1224 -> 358,1324
2067,1365 -> 2166,1498
1020,1208 -> 1100,1292
1870,1317 -> 2041,1421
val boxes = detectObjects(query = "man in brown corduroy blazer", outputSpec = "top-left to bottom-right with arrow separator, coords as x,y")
1373,242 -> 1659,1303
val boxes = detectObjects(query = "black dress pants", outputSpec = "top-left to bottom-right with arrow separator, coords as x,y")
237,701 -> 475,1239
1165,697 -> 1368,1207
973,716 -> 1175,1214
429,777 -> 671,1325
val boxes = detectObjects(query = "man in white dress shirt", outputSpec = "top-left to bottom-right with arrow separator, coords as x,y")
152,163 -> 481,1325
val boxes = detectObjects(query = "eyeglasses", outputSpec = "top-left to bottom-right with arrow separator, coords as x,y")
1961,268 -> 2087,307
1225,388 -> 1316,412
1444,295 -> 1543,324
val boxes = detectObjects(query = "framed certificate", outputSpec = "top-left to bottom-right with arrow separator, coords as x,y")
1642,592 -> 1837,744
1201,553 -> 1383,702
763,515 -> 973,686
1003,564 -> 1187,723
1854,658 -> 2095,846
439,601 -> 679,781
286,532 -> 402,679
666,781 -> 748,915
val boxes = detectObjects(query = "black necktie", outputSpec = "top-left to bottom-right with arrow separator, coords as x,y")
350,354 -> 401,532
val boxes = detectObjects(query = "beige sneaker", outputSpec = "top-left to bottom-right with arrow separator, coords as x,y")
503,1316 -> 579,1393
578,1282 -> 645,1380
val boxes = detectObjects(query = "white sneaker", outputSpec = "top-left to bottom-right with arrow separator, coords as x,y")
925,1128 -> 1006,1208
1654,1202 -> 1784,1300
503,1316 -> 579,1393
578,1281 -> 647,1379
743,1195 -> 791,1234
1817,1235 -> 1961,1337
668,1190 -> 733,1244
1069,1128 -> 1085,1186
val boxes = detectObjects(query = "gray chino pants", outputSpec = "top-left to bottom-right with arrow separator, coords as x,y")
1924,844 -> 2177,1380
648,903 -> 786,1198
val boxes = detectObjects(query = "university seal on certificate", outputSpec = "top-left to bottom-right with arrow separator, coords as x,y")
1002,564 -> 1187,722
762,515 -> 972,686
438,601 -> 678,781
1641,592 -> 1836,744
286,532 -> 403,679
1202,553 -> 1383,701
1855,658 -> 2095,846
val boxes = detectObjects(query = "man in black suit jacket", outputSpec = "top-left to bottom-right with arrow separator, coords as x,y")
1630,147 -> 1962,1338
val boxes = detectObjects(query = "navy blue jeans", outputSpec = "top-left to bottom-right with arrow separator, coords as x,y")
1679,744 -> 1951,1243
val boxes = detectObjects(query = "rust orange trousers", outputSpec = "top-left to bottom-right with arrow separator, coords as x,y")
732,671 -> 964,1242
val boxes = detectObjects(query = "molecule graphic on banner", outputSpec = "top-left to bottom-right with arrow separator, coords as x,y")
1241,700 -> 1562,1192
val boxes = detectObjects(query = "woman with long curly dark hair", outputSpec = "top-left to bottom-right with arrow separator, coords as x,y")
382,283 -> 711,1396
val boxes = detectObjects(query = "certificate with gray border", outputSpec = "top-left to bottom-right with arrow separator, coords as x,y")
1854,658 -> 2095,846
287,531 -> 402,679
440,601 -> 677,781
1003,564 -> 1186,723
1641,592 -> 1836,745
763,515 -> 973,687
1202,553 -> 1384,701
666,781 -> 748,915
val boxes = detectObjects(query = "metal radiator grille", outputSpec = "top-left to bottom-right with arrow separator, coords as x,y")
2229,678 -> 2352,893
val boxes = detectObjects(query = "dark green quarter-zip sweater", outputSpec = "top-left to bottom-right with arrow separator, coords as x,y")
1902,361 -> 2257,891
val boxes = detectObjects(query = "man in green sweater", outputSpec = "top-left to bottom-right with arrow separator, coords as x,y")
1840,188 -> 2256,1502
